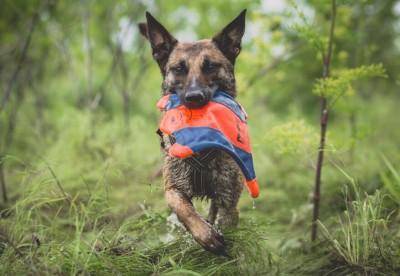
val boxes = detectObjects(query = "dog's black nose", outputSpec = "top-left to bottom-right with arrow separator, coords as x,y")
185,90 -> 205,103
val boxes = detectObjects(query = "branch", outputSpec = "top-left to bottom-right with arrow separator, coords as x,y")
0,11 -> 39,112
311,0 -> 337,242
81,0 -> 93,102
322,0 -> 336,78
46,163 -> 72,205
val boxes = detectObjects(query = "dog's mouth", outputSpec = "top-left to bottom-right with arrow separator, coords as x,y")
183,90 -> 208,108
183,98 -> 210,109
180,86 -> 216,109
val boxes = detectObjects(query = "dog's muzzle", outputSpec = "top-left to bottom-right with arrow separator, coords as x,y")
183,87 -> 212,109
185,90 -> 206,106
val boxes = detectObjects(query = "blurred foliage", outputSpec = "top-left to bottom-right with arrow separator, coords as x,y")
1,0 -> 400,274
312,64 -> 387,99
381,155 -> 400,205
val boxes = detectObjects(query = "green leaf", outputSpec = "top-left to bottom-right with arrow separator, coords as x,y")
312,64 -> 387,100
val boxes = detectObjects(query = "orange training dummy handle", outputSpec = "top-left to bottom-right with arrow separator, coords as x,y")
245,179 -> 259,198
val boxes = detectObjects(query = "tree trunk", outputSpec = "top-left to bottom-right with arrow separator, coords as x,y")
311,0 -> 337,242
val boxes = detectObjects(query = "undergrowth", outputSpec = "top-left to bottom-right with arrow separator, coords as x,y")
318,167 -> 400,275
0,166 -> 273,275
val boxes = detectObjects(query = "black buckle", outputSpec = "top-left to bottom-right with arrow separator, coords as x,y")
156,129 -> 165,149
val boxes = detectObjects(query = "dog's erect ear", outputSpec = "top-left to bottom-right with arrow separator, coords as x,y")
212,9 -> 246,64
140,12 -> 177,75
138,22 -> 149,40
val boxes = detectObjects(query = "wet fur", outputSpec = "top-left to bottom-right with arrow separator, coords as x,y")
139,10 -> 246,255
162,138 -> 244,226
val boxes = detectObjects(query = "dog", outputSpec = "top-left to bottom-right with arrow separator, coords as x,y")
138,10 -> 247,255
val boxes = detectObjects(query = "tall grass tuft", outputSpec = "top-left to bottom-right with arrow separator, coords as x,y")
381,154 -> 400,205
319,166 -> 399,274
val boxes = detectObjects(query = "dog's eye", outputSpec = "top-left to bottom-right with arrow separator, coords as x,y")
203,60 -> 220,73
171,63 -> 187,74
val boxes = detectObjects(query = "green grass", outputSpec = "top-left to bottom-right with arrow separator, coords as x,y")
0,179 -> 272,275
381,155 -> 400,205
1,97 -> 400,275
318,167 -> 400,275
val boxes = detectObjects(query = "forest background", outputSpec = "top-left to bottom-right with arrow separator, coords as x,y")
1,0 -> 400,274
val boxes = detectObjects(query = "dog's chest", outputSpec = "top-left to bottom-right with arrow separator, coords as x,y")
162,134 -> 242,201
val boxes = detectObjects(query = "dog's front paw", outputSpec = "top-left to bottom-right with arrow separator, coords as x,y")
192,219 -> 228,256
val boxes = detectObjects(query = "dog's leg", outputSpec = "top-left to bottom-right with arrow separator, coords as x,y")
212,174 -> 242,229
165,188 -> 227,255
216,206 -> 239,228
207,199 -> 218,224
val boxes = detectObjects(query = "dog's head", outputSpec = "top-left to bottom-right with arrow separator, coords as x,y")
138,10 -> 246,108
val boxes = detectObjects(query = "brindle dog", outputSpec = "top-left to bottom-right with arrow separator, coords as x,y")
138,10 -> 247,255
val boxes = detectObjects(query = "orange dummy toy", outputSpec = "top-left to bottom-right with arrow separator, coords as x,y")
157,91 -> 259,198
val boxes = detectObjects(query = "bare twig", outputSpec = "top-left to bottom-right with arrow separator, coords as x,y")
46,163 -> 72,205
0,161 -> 7,202
0,11 -> 39,112
0,1 -> 56,204
81,0 -> 93,102
0,86 -> 23,203
90,12 -> 146,111
109,17 -> 149,126
0,8 -> 40,203
311,0 -> 337,242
